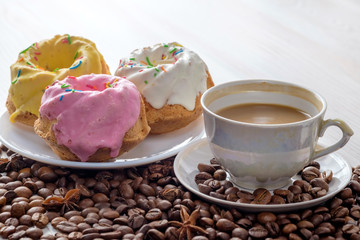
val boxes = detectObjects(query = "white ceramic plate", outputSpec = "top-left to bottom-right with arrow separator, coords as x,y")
0,111 -> 205,169
174,138 -> 352,213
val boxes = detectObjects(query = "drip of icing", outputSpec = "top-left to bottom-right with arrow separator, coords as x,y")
39,74 -> 140,162
115,42 -> 208,111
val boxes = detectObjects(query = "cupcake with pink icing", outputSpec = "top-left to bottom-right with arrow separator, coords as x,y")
34,74 -> 150,162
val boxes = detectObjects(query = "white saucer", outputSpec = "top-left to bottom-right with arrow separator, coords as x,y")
174,138 -> 352,213
0,111 -> 205,169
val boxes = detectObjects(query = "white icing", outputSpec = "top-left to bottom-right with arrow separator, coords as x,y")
115,42 -> 208,111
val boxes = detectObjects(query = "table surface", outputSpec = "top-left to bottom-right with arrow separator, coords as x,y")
0,0 -> 359,167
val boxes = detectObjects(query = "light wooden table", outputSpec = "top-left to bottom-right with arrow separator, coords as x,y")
0,0 -> 359,166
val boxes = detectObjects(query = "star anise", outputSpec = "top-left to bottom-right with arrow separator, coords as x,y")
42,188 -> 80,215
169,205 -> 208,239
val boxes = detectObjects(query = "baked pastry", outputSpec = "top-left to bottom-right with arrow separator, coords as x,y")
34,74 -> 150,162
7,34 -> 110,126
115,42 -> 214,134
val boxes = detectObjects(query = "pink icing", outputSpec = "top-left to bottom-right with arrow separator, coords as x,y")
39,74 -> 141,162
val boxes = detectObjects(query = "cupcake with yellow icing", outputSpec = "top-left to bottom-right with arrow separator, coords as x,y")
7,34 -> 110,126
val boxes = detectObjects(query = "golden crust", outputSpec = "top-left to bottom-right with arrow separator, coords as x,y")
146,71 -> 214,134
34,98 -> 150,162
6,95 -> 38,126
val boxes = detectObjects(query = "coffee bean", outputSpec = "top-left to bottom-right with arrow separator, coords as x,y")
56,220 -> 78,233
257,212 -> 277,224
147,228 -> 165,240
26,227 -> 43,239
31,212 -> 49,228
14,186 -> 32,199
8,229 -> 26,240
139,184 -> 156,197
331,206 -> 349,218
282,223 -> 297,235
11,202 -> 25,218
51,217 -> 67,227
249,226 -> 268,238
100,230 -> 123,239
251,189 -> 271,204
213,169 -> 227,181
302,166 -> 321,181
128,213 -> 145,229
216,218 -> 238,232
310,178 -> 329,192
68,215 -> 85,224
0,225 -> 16,238
81,232 -> 101,240
37,166 -> 57,182
64,210 -> 81,220
144,208 -> 162,221
119,183 -> 134,199
92,193 -> 109,203
340,188 -> 353,199
5,217 -> 19,227
27,206 -> 46,216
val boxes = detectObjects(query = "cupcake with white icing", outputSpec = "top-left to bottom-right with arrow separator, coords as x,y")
115,42 -> 214,134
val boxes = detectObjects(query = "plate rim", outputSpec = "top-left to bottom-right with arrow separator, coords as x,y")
174,138 -> 352,213
0,111 -> 205,169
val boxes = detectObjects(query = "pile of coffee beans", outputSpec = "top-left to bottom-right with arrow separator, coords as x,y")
194,158 -> 333,204
1,143 -> 360,240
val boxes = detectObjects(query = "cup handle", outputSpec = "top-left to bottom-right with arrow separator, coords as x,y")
311,119 -> 354,160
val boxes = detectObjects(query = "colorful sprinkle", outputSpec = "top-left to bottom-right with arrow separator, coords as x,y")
162,54 -> 166,60
174,49 -> 183,55
144,80 -> 148,84
36,65 -> 45,71
146,57 -> 153,66
130,58 -> 135,61
18,57 -> 24,63
17,69 -> 21,78
35,42 -> 39,49
67,34 -> 71,44
169,48 -> 177,54
65,89 -> 82,93
68,76 -> 77,79
26,62 -> 35,68
53,68 -> 59,72
155,68 -> 160,72
11,79 -> 18,84
34,52 -> 41,55
69,61 -> 82,70
61,84 -> 70,88
19,46 -> 32,55
163,44 -> 169,47
74,51 -> 78,60
59,95 -> 64,101
140,61 -> 147,65
34,56 -> 38,61
160,66 -> 167,72
147,66 -> 153,68
153,73 -> 157,77
139,70 -> 144,72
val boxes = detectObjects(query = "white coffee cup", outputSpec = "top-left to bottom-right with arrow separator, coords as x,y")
201,80 -> 353,189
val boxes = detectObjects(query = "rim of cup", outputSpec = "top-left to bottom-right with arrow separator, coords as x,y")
201,79 -> 327,127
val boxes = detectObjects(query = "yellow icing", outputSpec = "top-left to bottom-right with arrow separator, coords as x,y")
9,34 -> 110,122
